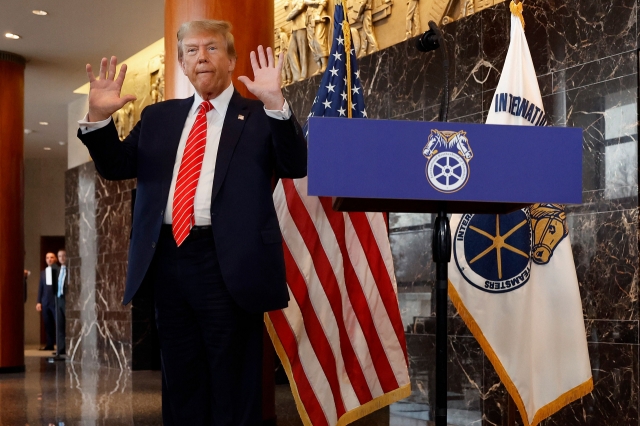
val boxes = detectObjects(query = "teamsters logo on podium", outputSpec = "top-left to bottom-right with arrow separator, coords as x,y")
422,129 -> 474,193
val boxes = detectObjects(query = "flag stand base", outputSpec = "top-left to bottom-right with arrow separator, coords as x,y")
432,206 -> 451,426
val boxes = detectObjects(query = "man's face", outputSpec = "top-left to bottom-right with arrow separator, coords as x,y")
58,250 -> 67,265
180,30 -> 236,100
45,253 -> 57,266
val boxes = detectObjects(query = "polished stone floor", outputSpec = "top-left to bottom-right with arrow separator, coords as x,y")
0,354 -> 427,426
0,356 -> 162,425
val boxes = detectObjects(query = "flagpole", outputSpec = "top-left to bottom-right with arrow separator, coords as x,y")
433,207 -> 451,426
343,20 -> 353,118
415,19 -> 452,426
506,5 -> 520,424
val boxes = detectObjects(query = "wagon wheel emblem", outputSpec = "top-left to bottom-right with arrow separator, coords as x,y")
426,152 -> 469,193
468,215 -> 529,279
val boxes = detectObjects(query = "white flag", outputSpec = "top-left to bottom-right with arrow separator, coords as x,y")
447,2 -> 593,425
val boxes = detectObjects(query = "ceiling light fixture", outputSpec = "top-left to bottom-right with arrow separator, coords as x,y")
44,147 -> 51,151
32,10 -> 48,16
24,129 -> 32,134
58,141 -> 66,146
5,33 -> 20,40
39,121 -> 49,125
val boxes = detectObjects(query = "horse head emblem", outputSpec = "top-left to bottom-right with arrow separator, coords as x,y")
450,131 -> 473,160
530,204 -> 568,265
423,130 -> 446,160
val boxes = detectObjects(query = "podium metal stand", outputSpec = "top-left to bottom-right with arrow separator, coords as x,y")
306,117 -> 582,425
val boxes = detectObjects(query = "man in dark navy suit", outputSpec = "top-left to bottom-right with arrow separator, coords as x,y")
78,20 -> 307,425
54,249 -> 68,356
36,252 -> 58,351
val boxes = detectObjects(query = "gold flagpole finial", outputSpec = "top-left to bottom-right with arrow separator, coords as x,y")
510,1 -> 525,29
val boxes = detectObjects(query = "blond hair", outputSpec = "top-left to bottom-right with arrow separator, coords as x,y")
177,20 -> 237,61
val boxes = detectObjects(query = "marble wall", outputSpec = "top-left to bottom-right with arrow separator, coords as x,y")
65,163 -> 136,370
283,1 -> 638,424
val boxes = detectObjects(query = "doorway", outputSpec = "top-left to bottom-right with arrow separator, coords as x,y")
38,236 -> 65,346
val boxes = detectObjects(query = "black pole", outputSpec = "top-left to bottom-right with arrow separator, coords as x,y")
416,20 -> 451,425
432,207 -> 451,426
429,22 -> 449,123
415,21 -> 449,122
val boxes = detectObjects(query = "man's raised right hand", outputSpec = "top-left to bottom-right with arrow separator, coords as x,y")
86,56 -> 137,122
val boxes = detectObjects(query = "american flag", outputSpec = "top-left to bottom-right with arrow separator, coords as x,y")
304,6 -> 366,123
266,2 -> 411,425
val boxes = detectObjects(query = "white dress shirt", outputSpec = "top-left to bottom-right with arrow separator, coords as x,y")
78,83 -> 292,225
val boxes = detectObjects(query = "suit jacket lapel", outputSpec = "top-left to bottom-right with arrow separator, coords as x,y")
161,96 -> 194,200
211,91 -> 249,204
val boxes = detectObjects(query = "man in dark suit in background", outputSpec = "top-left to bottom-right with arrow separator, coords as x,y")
54,249 -> 68,356
36,252 -> 58,351
77,20 -> 307,426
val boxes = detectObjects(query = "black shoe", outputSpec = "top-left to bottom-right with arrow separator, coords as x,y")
40,346 -> 54,351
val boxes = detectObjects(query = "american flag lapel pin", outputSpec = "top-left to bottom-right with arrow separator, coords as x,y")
238,114 -> 245,120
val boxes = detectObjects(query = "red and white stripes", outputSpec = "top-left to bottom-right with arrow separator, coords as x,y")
267,177 -> 410,426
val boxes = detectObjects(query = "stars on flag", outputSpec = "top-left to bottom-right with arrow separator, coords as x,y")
303,4 -> 367,125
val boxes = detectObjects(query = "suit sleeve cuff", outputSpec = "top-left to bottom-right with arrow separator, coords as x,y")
78,114 -> 112,134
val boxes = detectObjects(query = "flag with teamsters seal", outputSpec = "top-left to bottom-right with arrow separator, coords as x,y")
447,2 -> 593,425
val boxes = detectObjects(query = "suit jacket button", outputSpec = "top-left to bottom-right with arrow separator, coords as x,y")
151,242 -> 156,249
160,210 -> 164,216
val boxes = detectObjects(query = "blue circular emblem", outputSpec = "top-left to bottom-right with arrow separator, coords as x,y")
454,210 -> 532,293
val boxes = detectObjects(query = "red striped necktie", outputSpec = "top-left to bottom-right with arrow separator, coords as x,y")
172,100 -> 214,246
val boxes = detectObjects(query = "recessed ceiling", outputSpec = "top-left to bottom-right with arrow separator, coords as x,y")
0,0 -> 164,159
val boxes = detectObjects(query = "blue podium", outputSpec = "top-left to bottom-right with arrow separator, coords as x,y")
306,116 -> 582,425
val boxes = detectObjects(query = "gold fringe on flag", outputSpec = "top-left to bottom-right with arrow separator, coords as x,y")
265,314 -> 411,426
510,0 -> 526,29
448,282 -> 593,426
